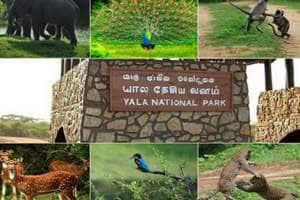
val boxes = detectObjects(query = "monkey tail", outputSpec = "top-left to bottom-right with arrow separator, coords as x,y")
268,23 -> 281,37
227,1 -> 251,15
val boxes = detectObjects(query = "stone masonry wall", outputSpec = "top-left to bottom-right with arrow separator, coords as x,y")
256,87 -> 300,142
50,60 -> 89,143
81,60 -> 252,143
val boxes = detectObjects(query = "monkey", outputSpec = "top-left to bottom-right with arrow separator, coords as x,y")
236,174 -> 298,200
267,9 -> 290,39
228,0 -> 268,33
199,149 -> 259,200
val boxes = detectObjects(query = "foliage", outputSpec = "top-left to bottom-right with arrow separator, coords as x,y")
91,144 -> 197,200
0,114 -> 49,139
0,144 -> 90,198
199,3 -> 284,57
0,36 -> 89,57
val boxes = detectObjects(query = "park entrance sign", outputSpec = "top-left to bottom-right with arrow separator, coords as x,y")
110,68 -> 232,112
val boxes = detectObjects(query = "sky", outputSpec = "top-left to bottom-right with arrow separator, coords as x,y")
0,59 -> 61,121
0,59 -> 299,123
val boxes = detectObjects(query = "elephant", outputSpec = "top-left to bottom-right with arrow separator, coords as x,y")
10,0 -> 80,46
1,0 -> 31,37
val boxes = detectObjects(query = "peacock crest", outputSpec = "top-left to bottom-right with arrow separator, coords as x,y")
93,0 -> 197,45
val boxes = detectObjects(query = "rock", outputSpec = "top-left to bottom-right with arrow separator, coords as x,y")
83,116 -> 102,127
205,124 -> 217,133
165,137 -> 176,143
234,72 -> 246,81
238,107 -> 249,122
223,131 -> 235,140
219,112 -> 236,125
233,83 -> 241,95
140,123 -> 152,137
81,129 -> 91,141
180,112 -> 193,120
87,88 -> 100,102
210,116 -> 219,127
127,125 -> 140,132
230,64 -> 241,72
137,114 -> 149,126
94,77 -> 101,82
226,122 -> 240,131
89,63 -> 99,75
157,113 -> 171,122
86,107 -> 102,116
167,117 -> 182,132
106,120 -> 127,130
240,124 -> 250,136
99,62 -> 109,75
95,83 -> 107,90
96,132 -> 115,142
154,123 -> 167,132
183,123 -> 203,134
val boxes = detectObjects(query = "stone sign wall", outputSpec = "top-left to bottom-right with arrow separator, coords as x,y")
81,59 -> 251,143
256,87 -> 300,143
50,60 -> 89,143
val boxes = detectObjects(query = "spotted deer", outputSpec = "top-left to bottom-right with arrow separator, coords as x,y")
6,158 -> 78,200
0,150 -> 17,200
49,160 -> 89,196
49,160 -> 89,177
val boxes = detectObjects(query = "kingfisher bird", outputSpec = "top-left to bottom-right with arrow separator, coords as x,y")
130,153 -> 150,173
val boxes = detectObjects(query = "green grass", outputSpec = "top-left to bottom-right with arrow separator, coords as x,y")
91,43 -> 197,58
0,35 -> 89,57
200,3 -> 284,58
199,144 -> 300,172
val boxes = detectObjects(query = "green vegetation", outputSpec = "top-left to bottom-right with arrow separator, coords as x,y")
199,144 -> 300,200
91,144 -> 197,200
200,3 -> 284,58
92,43 -> 197,58
272,0 -> 300,13
0,144 -> 89,199
0,36 -> 89,58
91,0 -> 197,58
0,114 -> 49,139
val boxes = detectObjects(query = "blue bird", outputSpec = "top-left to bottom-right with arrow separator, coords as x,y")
130,153 -> 150,173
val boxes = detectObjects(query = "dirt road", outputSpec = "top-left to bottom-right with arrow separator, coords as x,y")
199,1 -> 300,57
199,160 -> 300,191
0,136 -> 48,143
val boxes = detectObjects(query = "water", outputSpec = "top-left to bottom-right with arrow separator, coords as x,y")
0,26 -> 6,34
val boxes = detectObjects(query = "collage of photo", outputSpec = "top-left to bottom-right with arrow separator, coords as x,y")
0,0 -> 300,199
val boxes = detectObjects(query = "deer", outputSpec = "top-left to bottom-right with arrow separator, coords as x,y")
6,158 -> 78,200
0,150 -> 17,200
49,160 -> 89,177
49,160 -> 89,197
